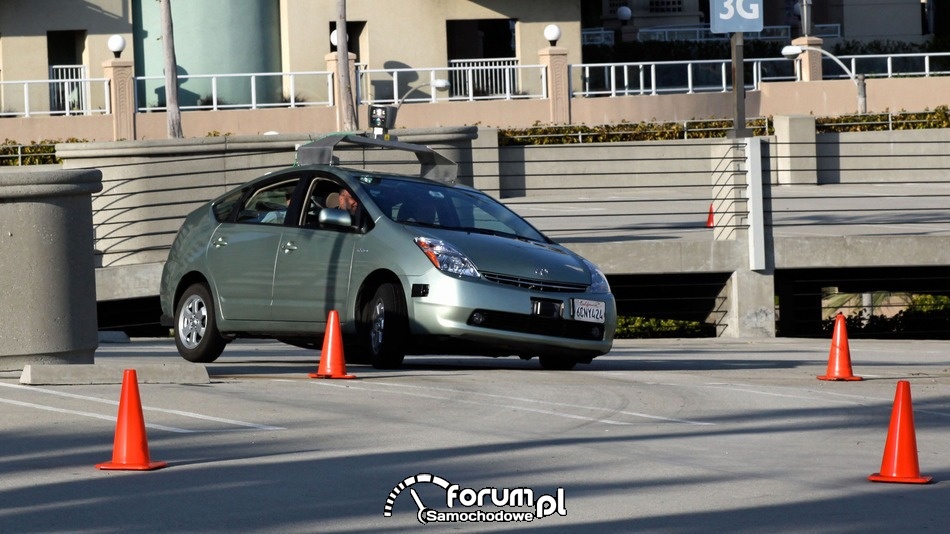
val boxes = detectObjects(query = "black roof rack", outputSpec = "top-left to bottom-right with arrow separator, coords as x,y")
295,134 -> 457,184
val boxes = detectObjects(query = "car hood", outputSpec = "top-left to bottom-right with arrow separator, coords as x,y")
419,228 -> 592,285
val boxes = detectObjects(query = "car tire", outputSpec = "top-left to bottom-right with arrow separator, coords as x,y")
174,283 -> 227,363
363,283 -> 407,369
538,355 -> 578,371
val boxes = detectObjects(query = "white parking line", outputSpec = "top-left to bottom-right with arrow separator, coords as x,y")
307,380 -> 713,426
676,381 -> 950,418
0,396 -> 194,433
0,382 -> 284,432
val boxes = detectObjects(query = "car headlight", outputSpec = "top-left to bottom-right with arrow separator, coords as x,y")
414,237 -> 480,278
583,259 -> 611,293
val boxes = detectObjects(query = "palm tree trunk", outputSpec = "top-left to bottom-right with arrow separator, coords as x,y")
160,0 -> 183,138
336,0 -> 358,131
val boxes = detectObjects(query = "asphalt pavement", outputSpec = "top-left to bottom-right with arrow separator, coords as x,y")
2,336 -> 950,533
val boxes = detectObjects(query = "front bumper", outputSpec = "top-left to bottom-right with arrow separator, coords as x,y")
405,271 -> 616,358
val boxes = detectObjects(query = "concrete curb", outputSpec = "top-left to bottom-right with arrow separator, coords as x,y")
19,363 -> 210,385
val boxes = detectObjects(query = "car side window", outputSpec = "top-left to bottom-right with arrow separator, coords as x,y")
212,189 -> 244,222
237,179 -> 298,225
301,178 -> 343,229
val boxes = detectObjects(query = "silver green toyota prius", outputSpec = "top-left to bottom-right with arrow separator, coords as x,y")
160,135 -> 615,370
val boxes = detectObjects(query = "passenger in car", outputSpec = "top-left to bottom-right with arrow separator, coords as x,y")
259,191 -> 292,224
338,188 -> 359,217
325,188 -> 361,227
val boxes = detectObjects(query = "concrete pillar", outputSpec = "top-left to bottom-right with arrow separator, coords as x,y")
103,59 -> 136,141
791,36 -> 825,81
469,127 -> 502,195
325,51 -> 358,131
774,115 -> 818,185
713,268 -> 776,337
0,168 -> 103,370
538,46 -> 570,125
707,138 -> 777,338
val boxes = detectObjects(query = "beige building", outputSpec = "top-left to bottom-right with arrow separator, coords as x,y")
0,0 -> 581,114
0,0 -> 940,143
598,0 -> 930,44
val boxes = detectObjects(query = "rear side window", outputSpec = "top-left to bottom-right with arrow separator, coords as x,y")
237,180 -> 298,225
212,189 -> 243,222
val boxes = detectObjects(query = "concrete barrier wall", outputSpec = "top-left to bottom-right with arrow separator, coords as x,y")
53,122 -> 950,274
816,128 -> 950,184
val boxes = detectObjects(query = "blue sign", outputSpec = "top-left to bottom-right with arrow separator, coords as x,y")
710,0 -> 764,34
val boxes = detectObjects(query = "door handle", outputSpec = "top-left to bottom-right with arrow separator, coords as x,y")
282,241 -> 298,253
213,236 -> 228,248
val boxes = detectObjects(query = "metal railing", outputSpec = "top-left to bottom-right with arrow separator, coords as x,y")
637,23 -> 841,42
49,65 -> 91,115
0,142 -> 58,165
572,57 -> 795,96
135,71 -> 334,112
2,50 -> 949,117
0,78 -> 110,117
448,58 -> 522,99
358,63 -> 546,105
837,52 -> 950,79
572,51 -> 950,97
582,28 -> 615,46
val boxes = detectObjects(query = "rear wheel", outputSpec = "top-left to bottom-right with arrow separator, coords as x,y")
362,283 -> 407,369
539,355 -> 578,371
174,283 -> 227,363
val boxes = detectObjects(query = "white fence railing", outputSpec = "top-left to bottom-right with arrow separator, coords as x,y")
358,63 -> 546,105
572,57 -> 795,96
0,77 -> 110,118
2,51 -> 949,117
582,28 -> 615,46
571,52 -> 950,97
49,65 -> 92,115
637,23 -> 842,42
134,71 -> 334,112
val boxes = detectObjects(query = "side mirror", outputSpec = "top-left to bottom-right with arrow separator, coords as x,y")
318,208 -> 352,227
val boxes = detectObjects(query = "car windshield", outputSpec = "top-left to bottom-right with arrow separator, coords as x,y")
355,174 -> 549,243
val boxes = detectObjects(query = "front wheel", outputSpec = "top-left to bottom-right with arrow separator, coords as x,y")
362,283 -> 407,369
174,283 -> 227,363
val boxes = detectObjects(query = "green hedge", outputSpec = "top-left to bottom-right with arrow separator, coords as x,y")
825,294 -> 950,338
614,316 -> 712,339
499,106 -> 950,146
1,138 -> 87,166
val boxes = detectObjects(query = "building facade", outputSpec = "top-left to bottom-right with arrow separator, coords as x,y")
0,0 -> 583,115
592,0 -> 933,44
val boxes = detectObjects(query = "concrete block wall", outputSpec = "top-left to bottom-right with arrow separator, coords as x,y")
44,121 -> 950,338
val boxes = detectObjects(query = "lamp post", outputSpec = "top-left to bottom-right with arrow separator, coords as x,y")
368,78 -> 450,139
107,34 -> 126,59
543,24 -> 561,46
616,5 -> 632,44
793,0 -> 813,36
782,44 -> 867,114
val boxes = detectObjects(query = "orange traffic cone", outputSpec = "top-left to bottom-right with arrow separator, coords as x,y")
309,310 -> 356,379
705,203 -> 714,228
818,313 -> 862,381
96,369 -> 168,471
869,380 -> 932,484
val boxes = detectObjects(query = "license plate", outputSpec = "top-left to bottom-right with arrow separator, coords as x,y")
572,299 -> 605,323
